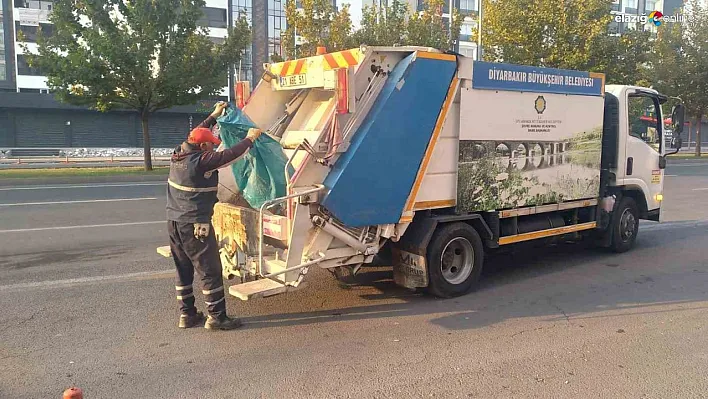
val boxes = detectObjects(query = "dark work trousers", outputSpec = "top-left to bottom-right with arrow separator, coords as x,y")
168,221 -> 226,318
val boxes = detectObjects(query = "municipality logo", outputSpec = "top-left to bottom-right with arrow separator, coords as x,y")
535,96 -> 546,114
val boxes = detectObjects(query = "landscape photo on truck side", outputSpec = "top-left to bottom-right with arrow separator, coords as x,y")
457,127 -> 603,212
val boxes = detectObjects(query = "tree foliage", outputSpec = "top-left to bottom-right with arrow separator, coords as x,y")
353,0 -> 461,51
352,0 -> 408,47
588,29 -> 653,85
282,0 -> 353,59
28,0 -> 251,170
282,0 -> 461,60
652,0 -> 708,155
478,0 -> 613,69
406,0 -> 461,51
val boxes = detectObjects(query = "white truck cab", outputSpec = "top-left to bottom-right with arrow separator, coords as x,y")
605,85 -> 685,222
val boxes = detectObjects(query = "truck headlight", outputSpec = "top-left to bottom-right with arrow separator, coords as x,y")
655,193 -> 664,202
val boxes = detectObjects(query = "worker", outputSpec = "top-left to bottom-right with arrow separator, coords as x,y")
167,101 -> 262,330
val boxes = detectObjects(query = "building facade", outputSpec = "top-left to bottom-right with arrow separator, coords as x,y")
0,0 -> 231,148
609,0 -> 671,35
242,0 -> 336,86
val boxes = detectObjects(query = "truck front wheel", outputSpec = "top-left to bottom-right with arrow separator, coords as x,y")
426,223 -> 484,298
611,197 -> 639,253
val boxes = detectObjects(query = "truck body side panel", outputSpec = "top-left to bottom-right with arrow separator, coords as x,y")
456,62 -> 606,214
321,52 -> 457,227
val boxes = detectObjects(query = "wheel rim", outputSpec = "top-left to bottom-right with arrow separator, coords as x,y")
619,208 -> 636,242
440,237 -> 474,285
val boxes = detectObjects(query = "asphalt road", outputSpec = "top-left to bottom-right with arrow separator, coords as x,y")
2,162 -> 708,398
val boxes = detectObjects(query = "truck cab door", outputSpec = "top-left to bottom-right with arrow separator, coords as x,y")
622,92 -> 664,215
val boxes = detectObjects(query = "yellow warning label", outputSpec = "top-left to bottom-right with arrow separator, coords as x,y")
651,170 -> 661,184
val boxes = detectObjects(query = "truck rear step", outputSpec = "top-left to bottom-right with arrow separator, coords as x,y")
229,278 -> 305,301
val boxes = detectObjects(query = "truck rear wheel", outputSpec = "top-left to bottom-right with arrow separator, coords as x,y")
426,223 -> 484,298
611,197 -> 639,253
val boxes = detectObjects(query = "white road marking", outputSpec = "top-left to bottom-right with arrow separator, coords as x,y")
0,220 -> 164,234
0,182 -> 164,191
0,197 -> 157,207
0,269 -> 174,291
668,163 -> 708,167
664,174 -> 677,177
692,188 -> 708,191
640,219 -> 708,231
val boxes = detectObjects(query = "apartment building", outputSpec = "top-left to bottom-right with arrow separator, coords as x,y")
609,0 -> 676,35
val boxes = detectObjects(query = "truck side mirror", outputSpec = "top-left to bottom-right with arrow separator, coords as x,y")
671,104 -> 685,135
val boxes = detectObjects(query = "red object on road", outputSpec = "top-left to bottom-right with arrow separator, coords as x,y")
63,387 -> 83,399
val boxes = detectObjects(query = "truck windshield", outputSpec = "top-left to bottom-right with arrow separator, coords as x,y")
628,95 -> 662,153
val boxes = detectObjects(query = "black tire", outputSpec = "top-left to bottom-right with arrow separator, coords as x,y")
426,223 -> 484,298
611,197 -> 639,253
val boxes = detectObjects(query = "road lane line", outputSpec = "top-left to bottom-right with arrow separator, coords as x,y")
0,269 -> 174,291
0,182 -> 165,191
692,188 -> 708,191
664,174 -> 677,177
0,197 -> 157,207
0,220 -> 164,233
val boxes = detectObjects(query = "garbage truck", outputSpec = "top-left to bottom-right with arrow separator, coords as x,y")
159,45 -> 686,300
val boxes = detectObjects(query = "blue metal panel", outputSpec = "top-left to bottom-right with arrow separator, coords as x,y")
472,61 -> 605,96
321,53 -> 457,227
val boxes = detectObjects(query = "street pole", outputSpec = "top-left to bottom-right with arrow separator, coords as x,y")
450,0 -> 457,52
477,0 -> 483,61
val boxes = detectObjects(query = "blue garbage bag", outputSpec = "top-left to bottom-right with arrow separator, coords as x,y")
216,103 -> 292,210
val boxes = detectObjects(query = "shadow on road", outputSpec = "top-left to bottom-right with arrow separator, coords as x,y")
240,221 -> 708,332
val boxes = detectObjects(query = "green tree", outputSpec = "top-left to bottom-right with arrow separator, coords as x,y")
588,28 -> 653,85
282,0 -> 353,59
653,0 -> 708,156
405,0 -> 462,51
478,0 -> 613,69
27,0 -> 250,170
352,0 -> 408,47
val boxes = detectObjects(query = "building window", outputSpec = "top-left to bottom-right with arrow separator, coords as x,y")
0,21 -> 6,81
608,20 -> 620,34
232,0 -> 252,25
15,0 -> 53,9
645,0 -> 658,12
268,0 -> 285,58
198,7 -> 228,29
14,22 -> 56,42
459,0 -> 478,13
17,54 -> 42,76
624,0 -> 638,11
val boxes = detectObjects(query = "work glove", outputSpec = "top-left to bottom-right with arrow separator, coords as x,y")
211,101 -> 228,118
193,223 -> 210,243
246,128 -> 262,142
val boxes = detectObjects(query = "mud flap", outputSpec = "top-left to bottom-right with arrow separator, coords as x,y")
392,248 -> 428,289
390,214 -> 438,289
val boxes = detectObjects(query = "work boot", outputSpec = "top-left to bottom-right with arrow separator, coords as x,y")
204,314 -> 243,331
178,311 -> 205,329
